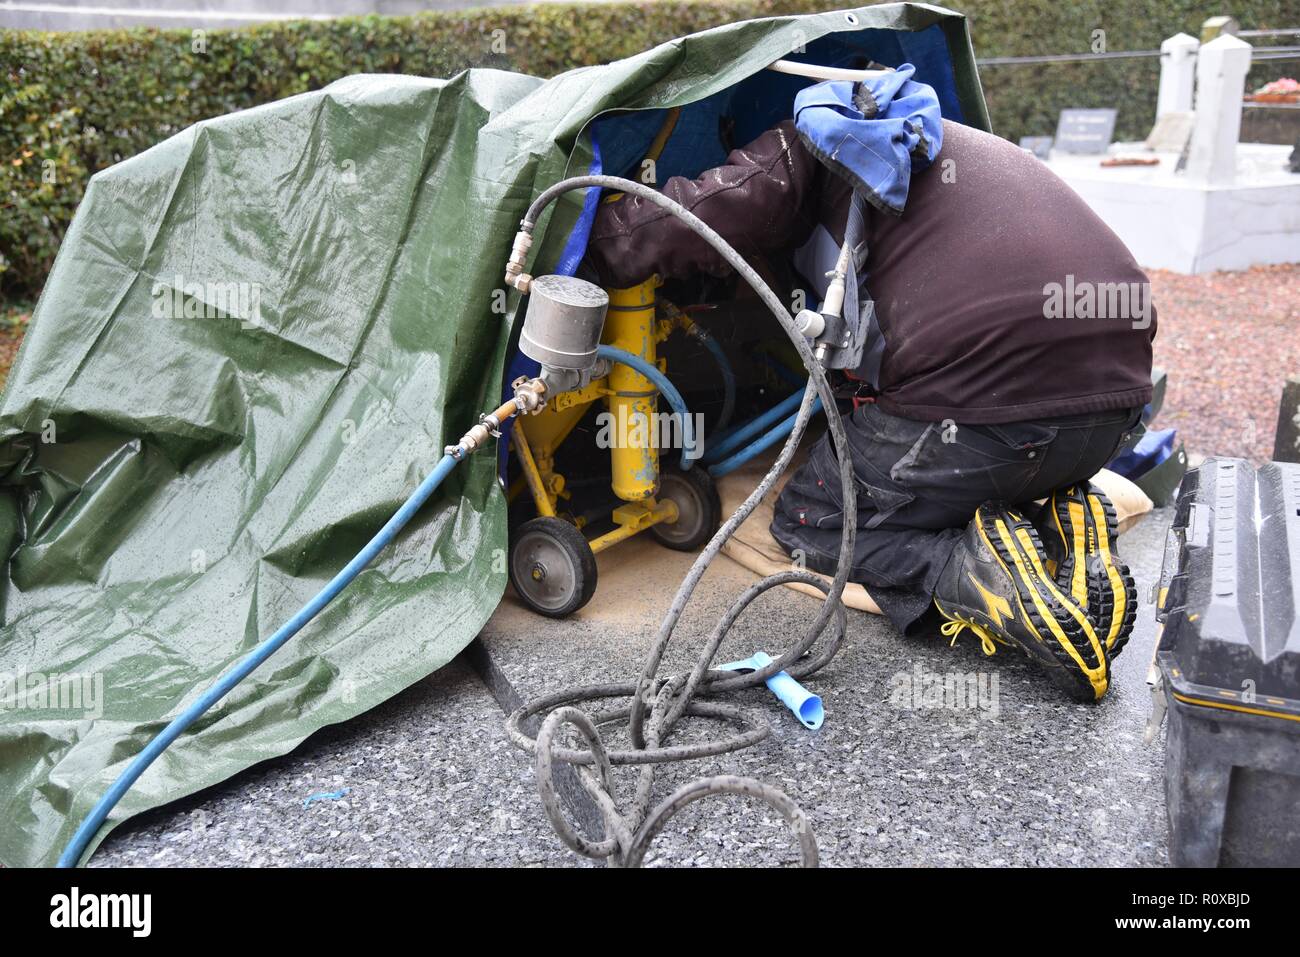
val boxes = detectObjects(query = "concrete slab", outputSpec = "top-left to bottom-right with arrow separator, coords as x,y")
476,505 -> 1175,867
1044,143 -> 1300,274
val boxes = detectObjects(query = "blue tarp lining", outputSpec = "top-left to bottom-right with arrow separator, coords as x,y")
596,24 -> 963,184
497,22 -> 964,480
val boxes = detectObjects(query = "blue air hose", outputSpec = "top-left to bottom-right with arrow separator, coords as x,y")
708,397 -> 823,479
58,449 -> 466,867
595,344 -> 698,466
693,331 -> 736,435
704,387 -> 808,465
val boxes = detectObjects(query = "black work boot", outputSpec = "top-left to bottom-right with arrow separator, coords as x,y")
1034,483 -> 1138,659
934,503 -> 1111,703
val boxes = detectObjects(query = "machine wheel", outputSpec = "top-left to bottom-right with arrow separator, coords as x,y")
509,517 -> 598,618
651,466 -> 722,551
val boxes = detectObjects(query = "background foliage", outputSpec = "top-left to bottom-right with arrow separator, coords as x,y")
2,0 -> 1294,297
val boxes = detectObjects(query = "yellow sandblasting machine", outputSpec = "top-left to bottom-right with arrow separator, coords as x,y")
507,275 -> 720,617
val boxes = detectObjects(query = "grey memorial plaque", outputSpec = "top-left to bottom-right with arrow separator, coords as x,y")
1019,136 -> 1054,159
1055,108 -> 1118,154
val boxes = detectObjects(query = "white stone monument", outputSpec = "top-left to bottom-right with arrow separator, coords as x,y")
1185,34 -> 1254,185
1156,32 -> 1199,117
1041,25 -> 1300,274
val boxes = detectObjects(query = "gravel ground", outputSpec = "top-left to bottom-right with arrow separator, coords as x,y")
476,508 -> 1173,868
89,504 -> 1173,868
1148,264 -> 1300,462
92,659 -> 579,868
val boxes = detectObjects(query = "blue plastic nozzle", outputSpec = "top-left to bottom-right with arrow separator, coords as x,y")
718,651 -> 824,730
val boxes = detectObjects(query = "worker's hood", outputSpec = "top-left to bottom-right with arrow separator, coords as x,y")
793,64 -> 944,214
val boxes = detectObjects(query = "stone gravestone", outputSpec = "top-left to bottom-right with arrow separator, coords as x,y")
1185,34 -> 1253,185
1200,15 -> 1239,43
1055,108 -> 1118,154
1019,136 -> 1053,159
1145,111 -> 1196,153
1156,33 -> 1199,118
1274,376 -> 1300,463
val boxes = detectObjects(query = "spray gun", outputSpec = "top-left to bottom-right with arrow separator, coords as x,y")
793,189 -> 873,373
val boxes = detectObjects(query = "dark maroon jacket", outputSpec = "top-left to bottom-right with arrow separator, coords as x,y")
583,119 -> 1156,425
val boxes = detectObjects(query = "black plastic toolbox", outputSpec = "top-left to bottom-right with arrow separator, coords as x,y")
1154,457 -> 1300,867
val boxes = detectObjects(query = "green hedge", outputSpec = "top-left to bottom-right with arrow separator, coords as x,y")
2,0 -> 1294,297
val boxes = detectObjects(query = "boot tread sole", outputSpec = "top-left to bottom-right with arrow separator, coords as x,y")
1051,485 -> 1137,657
976,506 -> 1110,702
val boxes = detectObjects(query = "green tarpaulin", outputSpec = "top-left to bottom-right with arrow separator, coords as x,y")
0,3 -> 987,866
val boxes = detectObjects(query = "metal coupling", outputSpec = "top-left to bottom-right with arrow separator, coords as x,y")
448,419 -> 496,459
681,319 -> 709,344
445,379 -> 546,460
511,376 -> 548,415
504,229 -> 534,293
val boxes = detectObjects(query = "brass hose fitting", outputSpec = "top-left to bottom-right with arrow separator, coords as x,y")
445,378 -> 547,459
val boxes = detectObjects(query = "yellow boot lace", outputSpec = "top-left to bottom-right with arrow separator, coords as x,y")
939,617 -> 1000,657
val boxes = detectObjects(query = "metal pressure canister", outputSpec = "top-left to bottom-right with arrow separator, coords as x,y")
517,274 -> 609,377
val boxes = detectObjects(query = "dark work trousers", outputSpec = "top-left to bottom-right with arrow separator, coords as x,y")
770,402 -> 1143,636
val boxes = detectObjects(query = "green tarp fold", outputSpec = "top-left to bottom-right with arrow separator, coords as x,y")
0,4 -> 986,866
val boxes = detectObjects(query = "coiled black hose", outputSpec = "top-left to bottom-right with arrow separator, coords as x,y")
506,175 -> 857,867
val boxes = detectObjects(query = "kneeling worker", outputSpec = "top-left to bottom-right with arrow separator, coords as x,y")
581,69 -> 1154,702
